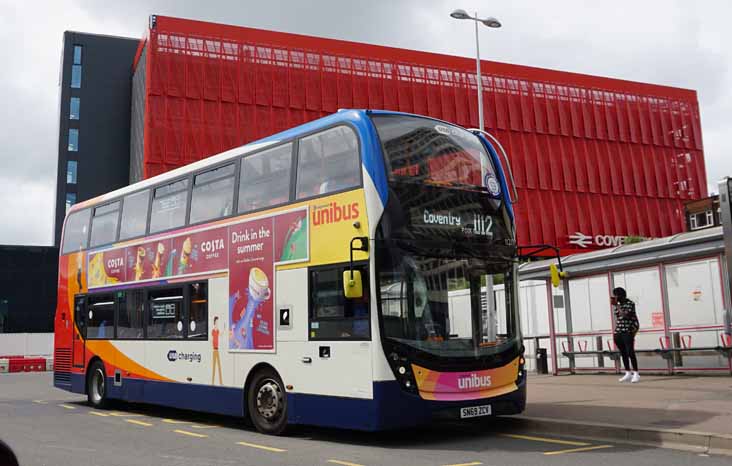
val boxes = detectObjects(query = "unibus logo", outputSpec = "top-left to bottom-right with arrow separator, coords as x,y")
457,373 -> 492,390
312,202 -> 360,226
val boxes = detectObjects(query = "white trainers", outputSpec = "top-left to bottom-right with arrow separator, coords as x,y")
631,372 -> 640,383
619,372 -> 632,383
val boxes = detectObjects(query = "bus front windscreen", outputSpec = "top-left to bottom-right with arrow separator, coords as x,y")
371,114 -> 499,190
377,243 -> 518,359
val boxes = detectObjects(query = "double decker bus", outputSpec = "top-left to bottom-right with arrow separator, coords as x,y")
54,110 -> 524,434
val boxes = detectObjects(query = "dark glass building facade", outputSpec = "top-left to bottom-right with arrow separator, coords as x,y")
54,31 -> 139,245
0,246 -> 59,332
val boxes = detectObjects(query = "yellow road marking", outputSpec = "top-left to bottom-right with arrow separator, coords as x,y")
59,404 -> 76,410
126,419 -> 153,427
501,433 -> 589,446
544,445 -> 614,456
162,418 -> 189,424
32,400 -> 48,404
327,460 -> 365,466
89,411 -> 110,417
174,429 -> 208,438
236,441 -> 286,453
442,462 -> 482,466
190,424 -> 219,429
108,412 -> 144,417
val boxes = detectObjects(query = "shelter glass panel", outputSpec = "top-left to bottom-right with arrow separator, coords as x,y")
614,267 -> 663,330
665,259 -> 724,327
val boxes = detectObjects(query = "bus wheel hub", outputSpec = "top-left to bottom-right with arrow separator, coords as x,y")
256,381 -> 282,420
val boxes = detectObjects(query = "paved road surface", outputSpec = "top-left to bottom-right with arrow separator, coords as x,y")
1,373 -> 727,466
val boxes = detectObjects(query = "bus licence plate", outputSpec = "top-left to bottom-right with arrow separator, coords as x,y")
460,405 -> 492,419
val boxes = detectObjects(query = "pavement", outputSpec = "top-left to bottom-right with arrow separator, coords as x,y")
2,373 -> 732,466
515,373 -> 732,454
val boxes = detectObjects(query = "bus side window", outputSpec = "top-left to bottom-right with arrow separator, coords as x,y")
150,179 -> 189,234
187,282 -> 207,339
61,208 -> 91,255
117,289 -> 144,339
90,201 -> 120,248
119,190 -> 150,241
87,294 -> 116,340
309,265 -> 370,340
296,126 -> 360,199
238,143 -> 293,213
190,164 -> 235,224
147,287 -> 184,339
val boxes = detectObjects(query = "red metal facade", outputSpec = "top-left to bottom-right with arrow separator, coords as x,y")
137,16 -> 707,254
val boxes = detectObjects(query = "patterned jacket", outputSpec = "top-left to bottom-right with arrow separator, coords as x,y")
614,298 -> 639,334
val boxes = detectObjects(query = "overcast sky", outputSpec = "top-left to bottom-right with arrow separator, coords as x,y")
0,0 -> 729,246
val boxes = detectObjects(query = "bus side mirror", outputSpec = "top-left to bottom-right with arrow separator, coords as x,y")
549,263 -> 567,288
343,270 -> 363,299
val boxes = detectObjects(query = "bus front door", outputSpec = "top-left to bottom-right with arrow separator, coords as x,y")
72,295 -> 86,368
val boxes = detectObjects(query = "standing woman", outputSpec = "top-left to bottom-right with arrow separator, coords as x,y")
612,287 -> 640,383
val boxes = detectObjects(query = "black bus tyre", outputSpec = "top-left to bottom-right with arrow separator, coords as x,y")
86,360 -> 109,409
247,368 -> 288,435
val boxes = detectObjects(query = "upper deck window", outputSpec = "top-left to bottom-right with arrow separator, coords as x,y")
190,164 -> 235,224
150,179 -> 189,234
61,208 -> 90,255
90,201 -> 120,248
296,126 -> 360,199
119,190 -> 150,240
239,143 -> 293,213
371,115 -> 498,190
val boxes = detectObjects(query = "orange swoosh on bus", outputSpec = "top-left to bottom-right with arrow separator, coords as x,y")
86,340 -> 171,382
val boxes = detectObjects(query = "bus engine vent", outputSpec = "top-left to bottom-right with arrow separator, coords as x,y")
53,348 -> 72,385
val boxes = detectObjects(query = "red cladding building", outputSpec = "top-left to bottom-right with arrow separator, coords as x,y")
130,15 -> 706,255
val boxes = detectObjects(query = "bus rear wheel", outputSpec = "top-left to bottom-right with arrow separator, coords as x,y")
247,368 -> 288,435
86,360 -> 109,409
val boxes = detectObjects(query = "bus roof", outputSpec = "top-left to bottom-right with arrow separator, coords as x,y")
68,109 -> 505,214
70,109 -> 366,212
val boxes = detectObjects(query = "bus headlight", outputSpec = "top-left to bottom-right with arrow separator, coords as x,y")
517,348 -> 526,385
388,352 -> 418,393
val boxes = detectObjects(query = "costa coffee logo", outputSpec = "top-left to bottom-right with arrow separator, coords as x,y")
200,238 -> 225,253
107,257 -> 124,269
312,202 -> 360,226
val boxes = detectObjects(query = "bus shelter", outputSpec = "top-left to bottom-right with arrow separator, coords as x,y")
517,226 -> 732,376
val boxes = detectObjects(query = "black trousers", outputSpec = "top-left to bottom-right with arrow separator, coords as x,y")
614,332 -> 638,372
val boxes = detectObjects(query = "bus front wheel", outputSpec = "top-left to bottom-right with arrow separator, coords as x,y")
86,360 -> 109,409
247,368 -> 288,435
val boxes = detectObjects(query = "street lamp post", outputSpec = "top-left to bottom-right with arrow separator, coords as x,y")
450,9 -> 501,131
451,9 -> 502,344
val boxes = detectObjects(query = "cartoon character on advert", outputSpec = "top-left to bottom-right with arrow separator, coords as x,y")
230,267 -> 271,350
133,247 -> 146,281
280,216 -> 306,262
151,243 -> 165,279
88,253 -> 118,287
177,237 -> 193,275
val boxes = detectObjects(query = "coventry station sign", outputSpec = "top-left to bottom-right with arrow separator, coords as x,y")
568,231 -> 648,249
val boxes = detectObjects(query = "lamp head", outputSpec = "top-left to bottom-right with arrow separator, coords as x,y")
450,9 -> 471,20
482,17 -> 502,28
